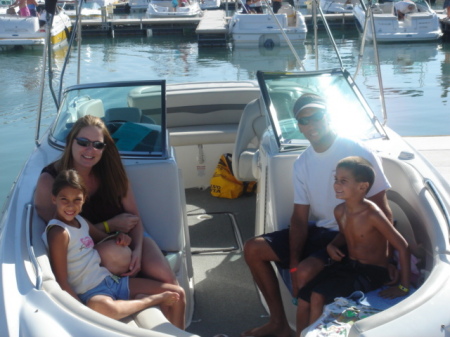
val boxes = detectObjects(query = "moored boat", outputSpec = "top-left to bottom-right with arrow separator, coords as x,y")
199,0 -> 220,10
228,3 -> 307,47
129,0 -> 150,12
353,0 -> 443,42
59,1 -> 102,19
0,7 -> 71,50
146,0 -> 203,17
319,0 -> 357,13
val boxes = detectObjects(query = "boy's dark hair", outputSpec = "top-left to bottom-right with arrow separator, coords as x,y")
52,169 -> 88,198
337,156 -> 375,194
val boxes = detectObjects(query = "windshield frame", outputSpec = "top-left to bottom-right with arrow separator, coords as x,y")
257,69 -> 388,152
49,80 -> 167,159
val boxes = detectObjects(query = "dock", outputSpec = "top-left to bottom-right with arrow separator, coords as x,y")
196,10 -> 229,46
78,16 -> 201,37
74,10 -> 449,45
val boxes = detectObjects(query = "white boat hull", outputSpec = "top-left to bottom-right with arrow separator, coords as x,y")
146,0 -> 202,17
353,1 -> 442,42
0,12 -> 71,50
229,10 -> 307,47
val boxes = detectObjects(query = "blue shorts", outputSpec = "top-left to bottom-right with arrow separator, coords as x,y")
261,224 -> 338,269
78,275 -> 130,305
444,0 -> 450,9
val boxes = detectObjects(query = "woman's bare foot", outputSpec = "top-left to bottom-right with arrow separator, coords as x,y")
241,321 -> 292,337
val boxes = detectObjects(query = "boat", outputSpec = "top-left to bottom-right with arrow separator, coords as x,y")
353,0 -> 443,42
199,0 -> 220,10
228,3 -> 307,47
2,0 -> 450,336
0,6 -> 72,50
146,0 -> 203,17
59,1 -> 102,19
319,0 -> 358,13
129,0 -> 150,12
0,0 -> 12,14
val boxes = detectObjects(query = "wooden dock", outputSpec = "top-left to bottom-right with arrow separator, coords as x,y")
77,16 -> 201,37
74,10 -> 449,44
196,10 -> 229,46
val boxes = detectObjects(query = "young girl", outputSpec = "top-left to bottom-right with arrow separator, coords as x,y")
42,169 -> 185,327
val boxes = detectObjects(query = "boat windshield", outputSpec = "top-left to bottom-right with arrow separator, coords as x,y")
50,81 -> 167,158
257,69 -> 387,151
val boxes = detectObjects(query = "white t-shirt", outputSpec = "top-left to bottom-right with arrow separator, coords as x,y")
394,1 -> 416,13
293,136 -> 391,230
42,215 -> 111,294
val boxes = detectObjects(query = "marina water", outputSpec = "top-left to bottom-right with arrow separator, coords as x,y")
1,29 -> 450,210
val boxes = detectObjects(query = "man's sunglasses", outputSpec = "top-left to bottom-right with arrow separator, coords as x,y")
297,110 -> 326,126
75,137 -> 107,150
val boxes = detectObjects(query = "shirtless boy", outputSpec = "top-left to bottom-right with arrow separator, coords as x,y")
296,156 -> 410,336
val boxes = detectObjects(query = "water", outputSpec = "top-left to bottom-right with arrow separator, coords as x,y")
1,26 -> 450,209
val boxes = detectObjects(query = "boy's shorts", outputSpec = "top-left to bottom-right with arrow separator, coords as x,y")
79,275 -> 130,305
298,258 -> 390,303
261,224 -> 338,269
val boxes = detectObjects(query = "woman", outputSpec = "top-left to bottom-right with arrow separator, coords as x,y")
34,115 -> 182,303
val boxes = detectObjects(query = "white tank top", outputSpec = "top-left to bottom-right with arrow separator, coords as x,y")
42,215 -> 111,294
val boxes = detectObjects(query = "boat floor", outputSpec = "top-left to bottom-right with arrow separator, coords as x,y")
184,187 -> 271,337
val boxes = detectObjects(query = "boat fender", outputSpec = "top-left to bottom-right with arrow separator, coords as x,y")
263,38 -> 275,49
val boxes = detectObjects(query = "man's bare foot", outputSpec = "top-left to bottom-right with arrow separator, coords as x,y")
136,291 -> 180,307
241,321 -> 292,337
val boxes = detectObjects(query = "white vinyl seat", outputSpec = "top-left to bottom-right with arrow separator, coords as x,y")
76,98 -> 105,119
232,98 -> 267,182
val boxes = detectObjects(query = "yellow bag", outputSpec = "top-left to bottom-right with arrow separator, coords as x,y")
210,153 -> 256,199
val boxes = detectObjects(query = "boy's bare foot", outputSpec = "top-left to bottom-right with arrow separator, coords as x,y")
135,291 -> 180,307
241,321 -> 292,337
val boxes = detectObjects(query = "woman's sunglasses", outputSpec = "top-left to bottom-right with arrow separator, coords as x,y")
297,110 -> 326,126
75,137 -> 107,150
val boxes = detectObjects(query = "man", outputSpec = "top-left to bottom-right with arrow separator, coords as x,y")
241,93 -> 394,337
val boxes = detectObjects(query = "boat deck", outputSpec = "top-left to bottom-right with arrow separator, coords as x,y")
183,188 -> 268,337
181,135 -> 450,336
404,136 -> 450,183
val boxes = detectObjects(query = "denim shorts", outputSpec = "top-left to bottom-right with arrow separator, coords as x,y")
78,275 -> 130,305
261,224 -> 338,269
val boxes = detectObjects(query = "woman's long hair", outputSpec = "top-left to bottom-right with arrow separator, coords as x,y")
55,115 -> 128,208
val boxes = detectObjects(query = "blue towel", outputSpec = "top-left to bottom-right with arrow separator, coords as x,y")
359,286 -> 416,310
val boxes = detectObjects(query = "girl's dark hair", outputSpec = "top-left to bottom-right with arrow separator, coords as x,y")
337,156 -> 375,194
52,169 -> 88,199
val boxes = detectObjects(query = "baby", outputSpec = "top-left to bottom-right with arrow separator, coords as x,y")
95,239 -> 132,276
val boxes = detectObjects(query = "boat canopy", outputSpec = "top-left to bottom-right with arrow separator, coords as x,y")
257,69 -> 387,151
49,80 -> 167,158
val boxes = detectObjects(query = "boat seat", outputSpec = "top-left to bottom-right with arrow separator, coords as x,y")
105,107 -> 142,123
76,98 -> 105,119
379,2 -> 394,14
169,124 -> 238,146
232,98 -> 267,181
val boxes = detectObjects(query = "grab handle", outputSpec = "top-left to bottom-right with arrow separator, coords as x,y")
25,203 -> 43,290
